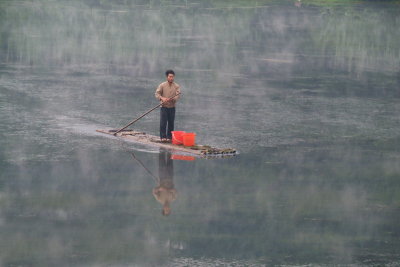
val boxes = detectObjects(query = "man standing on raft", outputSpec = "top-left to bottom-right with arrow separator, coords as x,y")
155,70 -> 181,142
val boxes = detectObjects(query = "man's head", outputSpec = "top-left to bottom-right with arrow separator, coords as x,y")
162,204 -> 171,216
165,69 -> 175,84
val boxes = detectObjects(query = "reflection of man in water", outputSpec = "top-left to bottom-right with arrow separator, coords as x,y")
153,152 -> 177,216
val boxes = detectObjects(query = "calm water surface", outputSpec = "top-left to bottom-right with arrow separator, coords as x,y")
1,1 -> 400,266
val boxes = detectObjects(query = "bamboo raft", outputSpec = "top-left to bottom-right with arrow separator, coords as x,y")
96,129 -> 237,157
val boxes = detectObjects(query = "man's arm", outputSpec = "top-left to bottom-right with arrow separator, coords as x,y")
155,84 -> 163,101
174,85 -> 181,102
168,84 -> 181,104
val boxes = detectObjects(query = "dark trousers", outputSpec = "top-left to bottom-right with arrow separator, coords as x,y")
160,107 -> 175,139
159,152 -> 174,185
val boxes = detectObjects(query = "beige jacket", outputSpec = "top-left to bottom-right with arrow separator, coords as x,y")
155,81 -> 181,108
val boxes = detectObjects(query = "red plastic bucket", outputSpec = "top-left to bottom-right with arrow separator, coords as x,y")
183,133 -> 196,147
171,154 -> 195,161
171,131 -> 185,145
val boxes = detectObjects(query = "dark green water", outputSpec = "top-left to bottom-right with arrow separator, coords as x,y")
1,0 -> 400,266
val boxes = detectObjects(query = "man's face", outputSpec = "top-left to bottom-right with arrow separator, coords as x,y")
163,206 -> 171,216
167,74 -> 175,83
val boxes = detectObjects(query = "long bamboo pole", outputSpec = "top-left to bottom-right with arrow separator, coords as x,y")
113,92 -> 181,135
131,152 -> 159,183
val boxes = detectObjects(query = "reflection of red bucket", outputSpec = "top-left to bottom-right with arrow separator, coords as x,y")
172,131 -> 185,145
171,154 -> 195,161
183,133 -> 196,146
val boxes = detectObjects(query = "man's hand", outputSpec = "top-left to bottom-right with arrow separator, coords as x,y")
161,96 -> 173,103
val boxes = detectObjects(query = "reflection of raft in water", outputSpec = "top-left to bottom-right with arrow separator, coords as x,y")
96,129 -> 237,157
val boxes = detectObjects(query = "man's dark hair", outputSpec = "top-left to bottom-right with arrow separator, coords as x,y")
165,70 -> 175,76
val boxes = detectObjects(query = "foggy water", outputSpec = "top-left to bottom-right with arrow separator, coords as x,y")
1,0 -> 400,266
